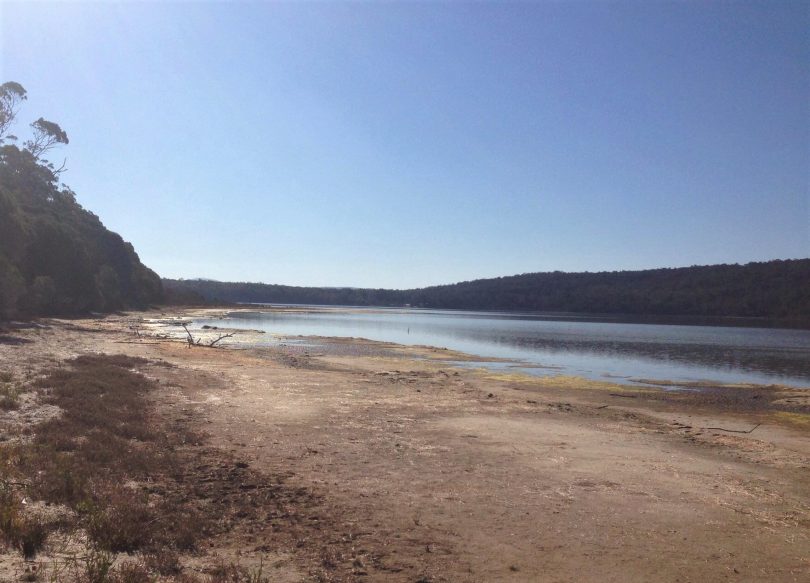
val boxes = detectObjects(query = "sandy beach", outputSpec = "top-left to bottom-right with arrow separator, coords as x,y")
1,308 -> 808,582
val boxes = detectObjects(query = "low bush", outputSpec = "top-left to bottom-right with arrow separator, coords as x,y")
0,374 -> 21,409
0,354 -> 283,580
85,485 -> 155,553
6,355 -> 208,561
0,482 -> 49,559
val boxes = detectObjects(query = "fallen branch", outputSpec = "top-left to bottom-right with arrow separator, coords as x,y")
180,323 -> 198,347
702,423 -> 761,434
609,393 -> 637,398
179,323 -> 236,348
208,332 -> 235,347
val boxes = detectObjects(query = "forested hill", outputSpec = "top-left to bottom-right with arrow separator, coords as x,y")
0,82 -> 162,318
164,258 -> 810,320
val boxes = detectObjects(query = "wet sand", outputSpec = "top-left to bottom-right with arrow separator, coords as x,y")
1,309 -> 809,582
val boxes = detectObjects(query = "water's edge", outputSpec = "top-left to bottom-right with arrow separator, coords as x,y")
183,307 -> 810,390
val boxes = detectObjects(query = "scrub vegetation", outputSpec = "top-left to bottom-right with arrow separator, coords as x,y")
0,355 -> 270,582
1,356 -> 201,567
0,351 -> 363,582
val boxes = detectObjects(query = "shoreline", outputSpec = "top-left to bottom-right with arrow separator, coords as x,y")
218,302 -> 810,331
167,305 -> 810,390
1,308 -> 809,581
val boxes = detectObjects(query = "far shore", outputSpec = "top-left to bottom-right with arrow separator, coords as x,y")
174,301 -> 810,330
1,308 -> 808,582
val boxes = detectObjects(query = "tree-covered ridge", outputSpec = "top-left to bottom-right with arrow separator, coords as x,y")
0,82 -> 162,318
164,258 -> 810,321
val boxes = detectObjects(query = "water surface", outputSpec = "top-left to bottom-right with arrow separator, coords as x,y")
196,307 -> 810,388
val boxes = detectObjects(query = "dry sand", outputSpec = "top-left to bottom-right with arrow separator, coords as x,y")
1,309 -> 808,582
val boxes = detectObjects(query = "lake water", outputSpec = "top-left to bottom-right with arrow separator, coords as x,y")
196,307 -> 810,389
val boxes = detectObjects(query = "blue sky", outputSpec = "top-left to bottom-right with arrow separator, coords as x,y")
1,1 -> 807,288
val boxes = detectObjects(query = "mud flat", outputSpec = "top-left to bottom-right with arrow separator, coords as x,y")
1,309 -> 809,582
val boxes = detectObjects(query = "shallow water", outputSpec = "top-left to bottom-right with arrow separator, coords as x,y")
196,307 -> 810,388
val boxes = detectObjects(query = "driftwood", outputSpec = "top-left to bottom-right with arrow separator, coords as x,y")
702,423 -> 761,434
609,393 -> 637,398
180,323 -> 200,347
208,332 -> 235,347
180,323 -> 235,348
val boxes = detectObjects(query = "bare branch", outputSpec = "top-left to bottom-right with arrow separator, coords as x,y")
209,332 -> 235,347
702,423 -> 761,434
180,323 -> 195,347
24,117 -> 69,160
180,323 -> 235,348
52,157 -> 68,176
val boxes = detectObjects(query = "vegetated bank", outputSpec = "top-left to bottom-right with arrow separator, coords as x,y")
163,258 -> 810,322
0,82 -> 163,320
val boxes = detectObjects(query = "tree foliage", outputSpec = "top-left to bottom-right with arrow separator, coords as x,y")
25,117 -> 69,160
0,81 -> 27,140
0,82 -> 163,319
164,259 -> 810,324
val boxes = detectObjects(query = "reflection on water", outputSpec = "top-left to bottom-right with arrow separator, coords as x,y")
197,307 -> 810,388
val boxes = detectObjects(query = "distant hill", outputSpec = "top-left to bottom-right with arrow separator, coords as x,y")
0,82 -> 162,318
164,258 -> 810,321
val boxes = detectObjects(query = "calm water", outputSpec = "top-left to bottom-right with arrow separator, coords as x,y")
196,307 -> 810,388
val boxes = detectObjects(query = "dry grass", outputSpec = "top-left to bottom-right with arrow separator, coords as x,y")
41,551 -> 154,583
26,551 -> 273,583
1,353 -> 361,582
0,483 -> 48,560
772,411 -> 810,428
0,371 -> 21,410
1,355 -> 211,571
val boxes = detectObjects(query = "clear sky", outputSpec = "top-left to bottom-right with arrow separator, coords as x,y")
1,1 -> 808,288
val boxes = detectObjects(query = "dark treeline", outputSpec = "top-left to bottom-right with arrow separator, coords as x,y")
164,258 -> 810,321
0,82 -> 162,319
163,279 -> 405,308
